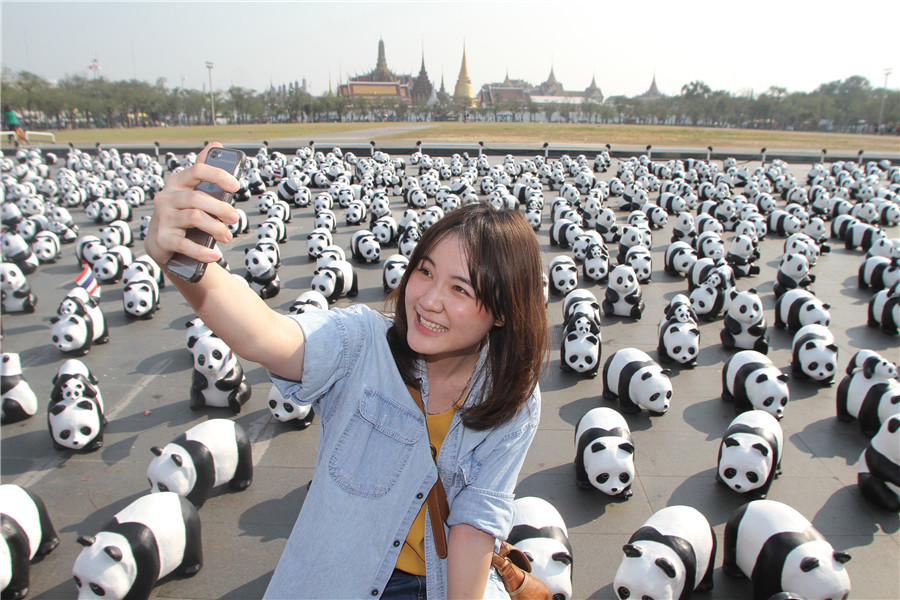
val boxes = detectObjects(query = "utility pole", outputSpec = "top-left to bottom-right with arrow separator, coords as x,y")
206,61 -> 216,125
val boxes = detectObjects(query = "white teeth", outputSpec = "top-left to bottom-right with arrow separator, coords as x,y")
419,315 -> 447,333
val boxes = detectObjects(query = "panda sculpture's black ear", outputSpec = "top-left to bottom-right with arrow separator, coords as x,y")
552,551 -> 573,566
778,373 -> 790,382
655,557 -> 677,579
724,437 -> 740,448
888,418 -> 900,434
104,546 -> 124,562
826,344 -> 838,353
151,446 -> 163,456
800,557 -> 820,572
590,441 -> 606,452
755,373 -> 769,384
751,443 -> 769,456
622,544 -> 642,558
833,551 -> 851,564
171,454 -> 184,467
77,535 -> 96,547
619,442 -> 635,454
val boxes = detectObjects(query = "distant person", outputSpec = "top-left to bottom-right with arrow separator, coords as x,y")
2,104 -> 27,145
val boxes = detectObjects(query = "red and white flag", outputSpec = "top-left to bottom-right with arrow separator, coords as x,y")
75,262 -> 101,299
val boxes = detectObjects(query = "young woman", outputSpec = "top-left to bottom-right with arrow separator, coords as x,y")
145,143 -> 550,599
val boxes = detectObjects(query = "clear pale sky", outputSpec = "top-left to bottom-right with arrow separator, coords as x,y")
2,0 -> 898,99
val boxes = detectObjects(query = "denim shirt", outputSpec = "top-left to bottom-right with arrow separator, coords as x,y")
263,304 -> 540,599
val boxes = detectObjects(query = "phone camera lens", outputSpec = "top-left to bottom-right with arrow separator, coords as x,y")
211,150 -> 220,158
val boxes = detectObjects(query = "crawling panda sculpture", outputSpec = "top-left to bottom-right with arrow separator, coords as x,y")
548,256 -> 578,296
267,385 -> 315,429
50,287 -> 109,356
723,499 -> 851,600
717,410 -> 784,498
1,352 -> 38,424
189,335 -> 251,414
559,330 -> 601,378
868,282 -> 900,335
47,359 -> 106,452
147,419 -> 253,508
122,275 -> 160,319
0,484 -> 59,600
310,259 -> 358,303
614,505 -> 716,600
288,290 -> 329,315
790,324 -> 838,385
602,348 -> 672,415
72,492 -> 203,600
836,360 -> 900,437
507,497 -> 573,600
381,254 -> 409,293
773,289 -> 831,332
857,415 -> 900,512
574,407 -> 635,497
722,350 -> 790,420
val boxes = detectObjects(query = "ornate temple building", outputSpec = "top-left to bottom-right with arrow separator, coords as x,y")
410,53 -> 435,106
477,67 -> 605,108
337,39 -> 416,105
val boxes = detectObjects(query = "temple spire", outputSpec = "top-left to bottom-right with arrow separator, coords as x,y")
453,42 -> 474,107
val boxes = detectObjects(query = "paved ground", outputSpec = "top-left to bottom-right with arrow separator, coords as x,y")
1,147 -> 898,599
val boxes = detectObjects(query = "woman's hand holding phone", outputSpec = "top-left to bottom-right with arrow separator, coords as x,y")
145,143 -> 243,282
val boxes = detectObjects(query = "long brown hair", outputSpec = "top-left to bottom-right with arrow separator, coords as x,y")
387,203 -> 550,430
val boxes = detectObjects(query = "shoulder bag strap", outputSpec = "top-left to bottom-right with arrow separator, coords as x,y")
407,384 -> 450,559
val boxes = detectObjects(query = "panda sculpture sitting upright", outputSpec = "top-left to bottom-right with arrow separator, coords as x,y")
574,407 -> 635,497
1,352 -> 38,424
507,497 -> 573,600
243,245 -> 281,299
0,484 -> 59,600
717,410 -> 784,499
0,262 -> 38,314
147,419 -> 253,508
72,492 -> 203,600
721,288 -> 769,353
602,348 -> 672,415
723,499 -> 851,600
614,505 -> 716,600
857,416 -> 900,512
189,334 -> 251,414
773,253 -> 815,299
603,265 -> 644,319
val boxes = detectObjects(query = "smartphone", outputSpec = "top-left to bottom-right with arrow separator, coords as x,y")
166,147 -> 246,282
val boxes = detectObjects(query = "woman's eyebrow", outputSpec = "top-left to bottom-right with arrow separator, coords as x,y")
421,253 -> 472,286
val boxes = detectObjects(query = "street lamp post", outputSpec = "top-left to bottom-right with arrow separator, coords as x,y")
878,68 -> 892,131
206,61 -> 216,126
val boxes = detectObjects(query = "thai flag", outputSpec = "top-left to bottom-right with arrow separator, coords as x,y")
76,262 -> 101,299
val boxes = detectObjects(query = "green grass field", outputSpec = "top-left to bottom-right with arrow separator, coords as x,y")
19,122 -> 900,154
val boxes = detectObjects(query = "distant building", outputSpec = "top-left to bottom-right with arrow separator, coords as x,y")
338,38 -> 414,105
478,67 -> 604,108
637,73 -> 664,100
410,52 -> 434,106
453,44 -> 475,107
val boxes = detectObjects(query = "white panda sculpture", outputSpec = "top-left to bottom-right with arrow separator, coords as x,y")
664,241 -> 698,277
602,348 -> 672,415
51,287 -> 109,355
835,364 -> 900,437
657,318 -> 700,368
858,255 -> 900,291
845,349 -> 898,380
868,282 -> 900,335
857,415 -> 900,512
722,350 -> 790,420
723,499 -> 851,600
288,290 -> 329,316
1,352 -> 38,424
582,242 -> 610,283
306,228 -> 333,260
0,484 -> 59,600
31,230 -> 62,264
72,492 -> 203,600
122,276 -> 160,319
48,359 -> 106,452
790,324 -> 838,385
602,265 -> 644,319
559,330 -> 601,378
613,505 -> 716,600
382,254 -> 409,293
350,230 -> 381,263
721,288 -> 769,353
507,497 -> 573,600
773,253 -> 815,299
310,259 -> 358,303
574,407 -> 635,497
0,262 -> 38,314
717,410 -> 784,499
773,289 -> 831,332
548,256 -> 578,296
267,385 -> 315,429
243,245 -> 281,299
147,419 -> 253,508
189,334 -> 251,414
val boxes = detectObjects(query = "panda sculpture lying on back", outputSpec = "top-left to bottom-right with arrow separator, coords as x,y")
147,419 -> 253,508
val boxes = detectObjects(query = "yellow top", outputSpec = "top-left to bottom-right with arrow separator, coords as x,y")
395,401 -> 458,576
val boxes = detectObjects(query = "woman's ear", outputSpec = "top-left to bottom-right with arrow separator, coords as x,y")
494,314 -> 505,327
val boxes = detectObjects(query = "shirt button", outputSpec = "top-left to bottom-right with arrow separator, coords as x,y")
416,492 -> 424,499
371,589 -> 378,596
393,540 -> 401,547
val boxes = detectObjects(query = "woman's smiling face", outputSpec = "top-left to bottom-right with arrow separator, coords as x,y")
404,233 -> 499,363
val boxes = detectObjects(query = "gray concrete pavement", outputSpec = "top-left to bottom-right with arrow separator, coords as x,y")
1,148 -> 898,599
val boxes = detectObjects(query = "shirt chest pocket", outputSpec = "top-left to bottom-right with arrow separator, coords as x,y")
328,388 -> 424,499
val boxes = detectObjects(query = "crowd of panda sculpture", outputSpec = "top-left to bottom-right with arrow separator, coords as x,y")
1,140 -> 898,599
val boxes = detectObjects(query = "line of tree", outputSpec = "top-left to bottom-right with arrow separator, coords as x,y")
2,67 -> 897,135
